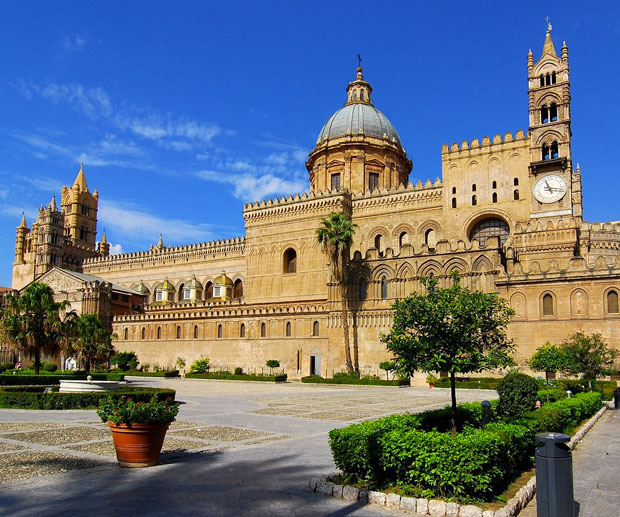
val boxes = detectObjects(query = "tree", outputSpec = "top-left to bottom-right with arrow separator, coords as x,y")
528,342 -> 567,402
560,331 -> 618,391
0,282 -> 69,375
111,351 -> 139,371
317,211 -> 358,372
381,274 -> 515,432
379,360 -> 395,381
68,313 -> 116,372
266,359 -> 280,375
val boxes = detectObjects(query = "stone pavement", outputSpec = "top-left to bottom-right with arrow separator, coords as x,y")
520,407 -> 620,517
0,379 -> 495,516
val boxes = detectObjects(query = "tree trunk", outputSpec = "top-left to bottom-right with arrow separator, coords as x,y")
338,282 -> 354,373
545,371 -> 550,403
33,350 -> 41,376
450,370 -> 457,434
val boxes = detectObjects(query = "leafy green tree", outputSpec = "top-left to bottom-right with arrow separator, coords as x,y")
560,331 -> 619,391
317,211 -> 358,372
0,282 -> 69,375
68,313 -> 116,372
379,360 -> 395,381
190,357 -> 210,373
381,274 -> 514,432
528,342 -> 567,401
111,351 -> 139,371
266,359 -> 280,375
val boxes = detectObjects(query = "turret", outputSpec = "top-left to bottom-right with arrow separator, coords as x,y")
60,162 -> 99,249
98,231 -> 110,256
14,213 -> 29,263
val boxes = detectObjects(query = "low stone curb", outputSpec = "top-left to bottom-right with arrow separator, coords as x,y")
308,404 -> 609,517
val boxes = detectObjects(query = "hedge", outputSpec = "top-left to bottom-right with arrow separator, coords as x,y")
185,372 -> 287,382
0,387 -> 176,409
329,392 -> 603,500
430,376 -> 502,389
301,375 -> 409,386
0,373 -> 125,385
125,370 -> 179,378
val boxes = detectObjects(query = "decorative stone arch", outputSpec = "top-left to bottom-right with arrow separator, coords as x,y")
472,255 -> 493,273
372,264 -> 395,281
603,287 -> 620,315
418,220 -> 441,250
282,247 -> 297,273
510,292 -> 527,319
535,130 -> 564,148
396,261 -> 414,279
463,210 -> 512,246
232,277 -> 244,298
540,290 -> 557,317
570,288 -> 589,317
392,223 -> 415,250
535,92 -> 562,109
443,257 -> 469,276
417,260 -> 442,278
368,226 -> 390,253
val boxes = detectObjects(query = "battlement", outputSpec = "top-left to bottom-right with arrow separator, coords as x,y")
82,236 -> 245,271
514,217 -> 580,233
243,189 -> 348,222
441,130 -> 528,155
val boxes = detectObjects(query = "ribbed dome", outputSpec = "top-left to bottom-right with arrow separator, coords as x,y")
317,103 -> 403,148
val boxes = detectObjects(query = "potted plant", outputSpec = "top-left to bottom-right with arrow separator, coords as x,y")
97,394 -> 179,467
426,373 -> 438,389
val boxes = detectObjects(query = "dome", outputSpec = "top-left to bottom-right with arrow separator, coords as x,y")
214,273 -> 233,286
186,277 -> 203,289
317,103 -> 403,148
155,280 -> 175,292
133,282 -> 150,294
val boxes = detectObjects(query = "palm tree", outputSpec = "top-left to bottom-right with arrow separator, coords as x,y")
316,211 -> 358,372
68,313 -> 116,372
0,282 -> 69,375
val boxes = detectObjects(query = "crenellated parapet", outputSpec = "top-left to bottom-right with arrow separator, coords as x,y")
82,236 -> 245,273
352,178 -> 442,212
442,130 -> 528,156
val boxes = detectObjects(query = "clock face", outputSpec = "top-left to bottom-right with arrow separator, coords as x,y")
533,174 -> 568,203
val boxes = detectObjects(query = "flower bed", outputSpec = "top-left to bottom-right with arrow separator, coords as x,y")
301,375 -> 409,386
124,370 -> 179,378
185,372 -> 287,382
0,387 -> 175,409
328,392 -> 602,502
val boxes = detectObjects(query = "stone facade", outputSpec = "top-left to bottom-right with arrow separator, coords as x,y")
11,28 -> 620,377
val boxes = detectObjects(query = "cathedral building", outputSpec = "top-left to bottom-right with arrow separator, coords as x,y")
11,28 -> 620,377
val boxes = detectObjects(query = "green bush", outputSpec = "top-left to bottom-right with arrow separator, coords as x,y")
431,376 -> 502,390
189,357 -> 210,374
185,372 -> 287,382
0,387 -> 175,409
125,370 -> 179,378
42,363 -> 58,372
537,388 -> 567,403
531,392 -> 602,432
234,367 -> 243,375
301,375 -> 409,386
0,363 -> 14,374
497,373 -> 539,417
0,373 -> 124,385
111,351 -> 138,371
333,371 -> 360,380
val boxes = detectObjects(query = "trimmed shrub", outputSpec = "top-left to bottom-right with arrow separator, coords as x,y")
537,388 -> 567,403
42,363 -> 58,372
125,370 -> 179,378
531,392 -> 602,432
186,372 -> 287,382
234,367 -> 243,375
301,375 -> 409,386
431,376 -> 502,390
497,373 -> 539,417
0,373 -> 124,385
189,358 -> 210,374
0,387 -> 176,409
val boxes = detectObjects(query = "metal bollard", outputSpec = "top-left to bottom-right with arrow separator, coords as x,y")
614,387 -> 620,409
535,432 -> 574,517
566,390 -> 572,398
481,400 -> 491,425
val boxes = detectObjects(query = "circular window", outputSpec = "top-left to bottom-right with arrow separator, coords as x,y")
469,218 -> 509,246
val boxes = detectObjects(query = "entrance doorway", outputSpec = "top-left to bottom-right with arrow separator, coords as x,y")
309,354 -> 321,376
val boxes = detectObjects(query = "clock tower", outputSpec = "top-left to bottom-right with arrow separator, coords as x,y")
527,24 -> 582,221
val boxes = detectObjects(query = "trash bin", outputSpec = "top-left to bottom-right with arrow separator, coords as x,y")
481,400 -> 491,425
535,432 -> 574,517
614,387 -> 620,409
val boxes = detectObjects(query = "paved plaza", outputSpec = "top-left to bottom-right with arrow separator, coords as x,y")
0,378 -> 616,516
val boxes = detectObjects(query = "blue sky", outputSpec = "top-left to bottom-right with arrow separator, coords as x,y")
1,2 -> 619,287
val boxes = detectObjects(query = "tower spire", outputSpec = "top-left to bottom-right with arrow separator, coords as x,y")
73,162 -> 89,192
542,20 -> 557,56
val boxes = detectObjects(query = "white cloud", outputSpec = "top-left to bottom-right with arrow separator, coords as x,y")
98,200 -> 217,243
62,34 -> 86,51
108,243 -> 123,255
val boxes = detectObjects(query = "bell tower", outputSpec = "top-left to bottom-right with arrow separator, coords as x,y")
527,24 -> 581,220
61,163 -> 99,250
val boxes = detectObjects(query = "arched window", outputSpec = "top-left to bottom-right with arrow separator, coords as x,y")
124,328 -> 128,340
286,321 -> 291,337
352,90 -> 357,100
470,218 -> 510,247
176,326 -> 181,339
452,198 -> 457,208
399,231 -> 409,248
178,283 -> 185,301
141,327 -> 145,340
157,327 -> 161,339
542,143 -> 550,161
261,322 -> 266,337
541,104 -> 549,124
607,290 -> 619,314
551,72 -> 556,84
374,234 -> 383,257
542,293 -> 554,316
381,276 -> 388,300
233,279 -> 244,298
492,181 -> 497,189
205,281 -> 213,299
550,103 -> 558,122
492,192 -> 498,203
514,189 -> 520,200
283,248 -> 297,273
360,90 -> 365,101
312,321 -> 319,336
472,184 -> 476,192
472,195 -> 477,206
514,178 -> 519,186
359,278 -> 367,301
217,324 -> 223,339
539,74 -> 544,87
452,186 -> 456,194
551,141 -> 559,159
425,228 -> 437,251
240,323 -> 245,337
194,325 -> 198,339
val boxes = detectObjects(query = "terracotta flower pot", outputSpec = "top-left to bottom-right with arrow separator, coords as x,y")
108,422 -> 169,467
